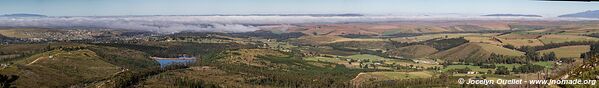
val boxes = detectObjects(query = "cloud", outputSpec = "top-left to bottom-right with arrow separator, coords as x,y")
0,15 -> 590,33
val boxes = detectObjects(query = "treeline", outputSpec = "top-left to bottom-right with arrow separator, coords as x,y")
0,43 -> 66,63
196,52 -> 375,88
363,74 -> 493,87
107,63 -> 193,88
391,37 -> 468,50
0,74 -> 18,88
172,31 -> 305,41
515,41 -> 599,52
93,42 -> 256,58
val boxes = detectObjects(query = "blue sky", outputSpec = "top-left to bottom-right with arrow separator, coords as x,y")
1,0 -> 598,16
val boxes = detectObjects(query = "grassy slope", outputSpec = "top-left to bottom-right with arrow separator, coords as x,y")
538,45 -> 589,58
386,45 -> 438,58
87,46 -> 159,69
351,71 -> 434,84
0,28 -> 65,38
140,49 -> 368,87
433,43 -> 523,61
0,49 -> 121,88
538,35 -> 599,44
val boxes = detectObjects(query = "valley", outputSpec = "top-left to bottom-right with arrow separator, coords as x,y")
0,20 -> 598,87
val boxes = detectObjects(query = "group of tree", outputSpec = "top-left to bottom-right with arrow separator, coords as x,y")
0,74 -> 18,88
512,64 -> 545,74
494,66 -> 510,75
390,37 -> 468,51
517,41 -> 599,52
581,44 -> 599,59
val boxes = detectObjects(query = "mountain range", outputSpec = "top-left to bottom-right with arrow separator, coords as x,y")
558,10 -> 599,18
482,14 -> 542,17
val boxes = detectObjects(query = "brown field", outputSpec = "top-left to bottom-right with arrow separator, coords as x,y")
539,45 -> 590,58
433,43 -> 524,61
538,34 -> 599,44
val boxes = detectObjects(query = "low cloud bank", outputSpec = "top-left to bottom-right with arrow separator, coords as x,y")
0,15 -> 590,33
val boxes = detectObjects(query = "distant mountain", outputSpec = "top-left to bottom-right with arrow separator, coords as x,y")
1,13 -> 47,17
559,10 -> 599,18
190,13 -> 364,17
482,14 -> 542,17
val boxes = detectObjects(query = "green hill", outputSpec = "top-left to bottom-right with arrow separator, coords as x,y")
0,43 -> 159,87
0,49 -> 122,87
386,45 -> 438,58
433,43 -> 524,61
138,49 -> 368,88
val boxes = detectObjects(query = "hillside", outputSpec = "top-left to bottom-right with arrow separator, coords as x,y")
433,43 -> 524,61
286,21 -> 518,36
290,35 -> 348,45
538,45 -> 589,58
386,45 -> 438,58
482,14 -> 542,17
558,10 -> 599,18
0,43 -> 159,87
0,49 -> 122,87
138,49 -> 367,87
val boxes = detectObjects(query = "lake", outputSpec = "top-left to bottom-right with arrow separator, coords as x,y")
156,59 -> 195,67
152,57 -> 196,67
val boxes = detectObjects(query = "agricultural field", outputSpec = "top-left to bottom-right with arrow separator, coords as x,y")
433,43 -> 524,61
539,45 -> 590,58
352,71 -> 434,82
538,34 -> 599,44
390,33 -> 497,43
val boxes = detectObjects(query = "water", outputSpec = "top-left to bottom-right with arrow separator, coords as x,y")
156,59 -> 195,67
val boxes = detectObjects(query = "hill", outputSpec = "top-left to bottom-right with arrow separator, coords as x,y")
0,49 -> 122,87
286,21 -> 516,36
558,10 -> 599,18
290,35 -> 348,45
0,43 -> 159,87
482,14 -> 542,17
0,13 -> 47,17
386,45 -> 438,58
538,45 -> 589,58
432,43 -> 524,61
138,49 -> 368,87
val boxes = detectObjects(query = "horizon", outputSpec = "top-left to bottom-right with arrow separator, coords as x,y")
1,0 -> 599,17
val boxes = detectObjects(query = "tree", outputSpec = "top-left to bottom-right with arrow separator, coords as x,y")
512,66 -> 520,74
560,58 -> 575,64
503,44 -> 516,50
542,52 -> 557,61
523,46 -> 540,61
495,66 -> 510,75
0,74 -> 18,88
515,64 -> 545,73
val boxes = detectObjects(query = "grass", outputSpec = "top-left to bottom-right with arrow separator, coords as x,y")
538,45 -> 589,58
476,43 -> 524,56
390,33 -> 496,43
464,36 -> 502,45
442,61 -> 554,73
442,65 -> 492,72
498,39 -> 545,47
304,57 -> 345,63
433,43 -> 523,61
345,54 -> 390,61
366,71 -> 434,80
538,35 -> 599,44
0,49 -> 121,88
532,61 -> 554,68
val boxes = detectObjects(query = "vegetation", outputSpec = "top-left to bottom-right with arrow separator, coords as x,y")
2,24 -> 599,87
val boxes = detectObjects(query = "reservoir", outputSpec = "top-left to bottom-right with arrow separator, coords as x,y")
152,57 -> 196,67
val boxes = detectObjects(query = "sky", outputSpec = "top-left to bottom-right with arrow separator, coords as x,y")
1,0 -> 599,17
